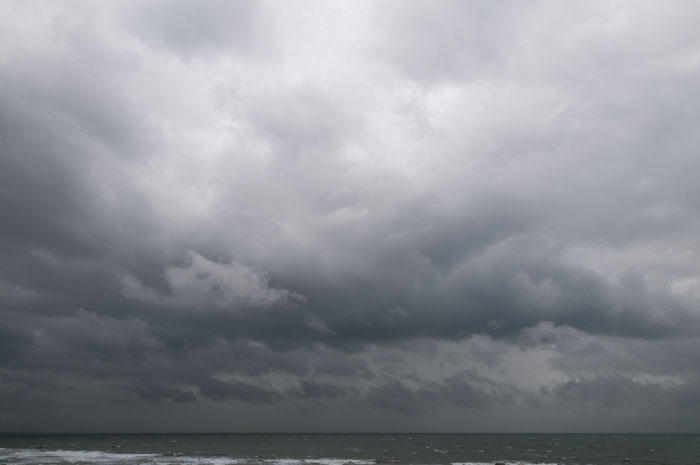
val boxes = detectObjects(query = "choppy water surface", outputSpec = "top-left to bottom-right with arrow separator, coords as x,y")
1,434 -> 699,465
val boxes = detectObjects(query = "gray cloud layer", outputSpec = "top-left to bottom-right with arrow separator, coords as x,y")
2,0 -> 700,432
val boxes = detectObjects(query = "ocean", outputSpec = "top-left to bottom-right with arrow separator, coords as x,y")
1,434 -> 699,465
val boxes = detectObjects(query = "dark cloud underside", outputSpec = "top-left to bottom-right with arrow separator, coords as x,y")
2,0 -> 700,432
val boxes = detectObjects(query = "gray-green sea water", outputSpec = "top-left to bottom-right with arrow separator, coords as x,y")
1,434 -> 699,465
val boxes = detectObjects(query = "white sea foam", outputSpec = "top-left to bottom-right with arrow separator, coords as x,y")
0,448 -> 159,464
451,462 -> 559,465
0,449 -> 377,465
305,460 -> 374,465
240,459 -> 375,465
156,457 -> 247,465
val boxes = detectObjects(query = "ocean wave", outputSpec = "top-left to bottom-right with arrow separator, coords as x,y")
0,449 -> 160,464
0,449 -> 377,465
0,449 -> 563,465
451,462 -> 560,465
273,460 -> 375,465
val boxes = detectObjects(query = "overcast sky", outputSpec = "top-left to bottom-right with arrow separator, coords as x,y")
2,0 -> 700,433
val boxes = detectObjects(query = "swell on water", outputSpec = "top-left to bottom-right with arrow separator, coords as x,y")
0,448 -> 558,465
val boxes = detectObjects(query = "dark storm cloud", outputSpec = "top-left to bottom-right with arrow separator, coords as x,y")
366,370 -> 520,414
2,0 -> 700,432
546,374 -> 700,413
188,378 -> 356,404
130,380 -> 197,404
0,324 -> 34,363
366,380 -> 436,414
550,375 -> 663,409
289,380 -> 357,400
195,377 -> 282,403
0,371 -> 68,405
